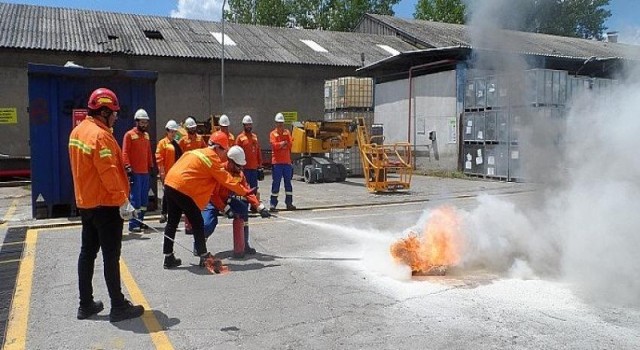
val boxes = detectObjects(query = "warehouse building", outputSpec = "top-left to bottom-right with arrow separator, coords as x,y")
0,2 -> 416,164
354,14 -> 640,178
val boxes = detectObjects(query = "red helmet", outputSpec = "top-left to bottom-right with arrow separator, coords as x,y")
209,132 -> 229,149
88,88 -> 120,111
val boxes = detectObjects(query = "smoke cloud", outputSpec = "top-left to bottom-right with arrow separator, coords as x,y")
452,0 -> 640,306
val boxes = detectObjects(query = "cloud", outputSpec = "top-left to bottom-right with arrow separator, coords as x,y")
616,25 -> 640,45
170,0 -> 226,21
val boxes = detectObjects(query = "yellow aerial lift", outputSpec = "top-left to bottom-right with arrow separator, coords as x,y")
356,117 -> 413,192
290,120 -> 357,183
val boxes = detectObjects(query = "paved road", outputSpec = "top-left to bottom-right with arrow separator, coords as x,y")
1,176 -> 639,349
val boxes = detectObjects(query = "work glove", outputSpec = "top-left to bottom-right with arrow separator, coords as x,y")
257,204 -> 271,218
223,205 -> 235,219
119,199 -> 135,220
257,168 -> 265,181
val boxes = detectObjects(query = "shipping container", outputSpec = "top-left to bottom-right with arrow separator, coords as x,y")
28,64 -> 158,219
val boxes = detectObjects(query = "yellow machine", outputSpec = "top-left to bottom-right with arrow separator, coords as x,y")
356,117 -> 413,193
291,120 -> 357,183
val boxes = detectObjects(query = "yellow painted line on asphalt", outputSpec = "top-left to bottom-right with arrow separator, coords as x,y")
1,199 -> 18,226
4,229 -> 38,350
120,259 -> 175,350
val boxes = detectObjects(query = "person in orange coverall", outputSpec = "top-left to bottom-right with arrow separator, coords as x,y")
122,108 -> 154,232
161,136 -> 254,269
177,116 -> 207,235
155,119 -> 182,223
69,88 -> 144,322
202,145 -> 271,258
235,115 -> 263,202
269,112 -> 296,211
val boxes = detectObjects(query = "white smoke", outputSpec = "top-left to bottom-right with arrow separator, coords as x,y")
170,0 -> 225,21
451,0 -> 640,306
617,26 -> 640,45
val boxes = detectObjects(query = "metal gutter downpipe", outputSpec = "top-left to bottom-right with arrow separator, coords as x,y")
407,59 -> 456,167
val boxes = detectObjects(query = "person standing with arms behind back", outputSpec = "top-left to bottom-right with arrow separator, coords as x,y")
155,119 -> 182,223
69,88 -> 144,322
235,115 -> 263,202
122,108 -> 154,233
269,112 -> 296,212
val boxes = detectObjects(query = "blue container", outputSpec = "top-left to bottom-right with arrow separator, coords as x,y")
28,64 -> 158,219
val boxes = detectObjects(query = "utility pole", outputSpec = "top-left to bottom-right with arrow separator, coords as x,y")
221,0 -> 227,113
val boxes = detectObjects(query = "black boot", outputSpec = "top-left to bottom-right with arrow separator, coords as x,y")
163,254 -> 182,269
109,300 -> 145,322
77,300 -> 104,320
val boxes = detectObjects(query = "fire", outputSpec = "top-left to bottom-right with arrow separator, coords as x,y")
390,206 -> 462,275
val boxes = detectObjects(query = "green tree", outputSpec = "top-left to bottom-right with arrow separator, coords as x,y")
414,0 -> 465,24
460,0 -> 611,40
227,0 -> 400,31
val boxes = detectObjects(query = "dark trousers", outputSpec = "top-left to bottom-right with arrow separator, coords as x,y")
164,185 -> 207,255
161,183 -> 168,215
78,207 -> 126,308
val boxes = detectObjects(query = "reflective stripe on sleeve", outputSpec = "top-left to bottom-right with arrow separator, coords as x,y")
191,150 -> 213,168
99,148 -> 113,158
69,138 -> 92,155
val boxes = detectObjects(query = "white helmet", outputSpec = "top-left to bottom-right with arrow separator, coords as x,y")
227,145 -> 247,166
242,115 -> 253,124
274,112 -> 285,123
184,117 -> 197,128
165,119 -> 179,131
219,114 -> 230,127
134,108 -> 149,120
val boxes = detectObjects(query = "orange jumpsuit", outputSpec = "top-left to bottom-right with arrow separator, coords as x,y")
69,117 -> 129,208
164,148 -> 250,209
236,131 -> 262,170
209,165 -> 260,211
269,128 -> 293,165
178,133 -> 206,152
210,130 -> 235,149
122,127 -> 153,173
155,135 -> 179,179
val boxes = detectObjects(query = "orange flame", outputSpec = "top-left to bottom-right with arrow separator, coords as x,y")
390,206 -> 462,274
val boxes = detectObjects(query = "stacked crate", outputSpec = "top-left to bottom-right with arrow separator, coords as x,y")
464,70 -> 571,181
463,69 -> 617,181
324,77 -> 374,176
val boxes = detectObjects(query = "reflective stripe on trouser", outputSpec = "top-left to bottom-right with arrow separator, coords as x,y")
129,173 -> 150,230
271,164 -> 293,207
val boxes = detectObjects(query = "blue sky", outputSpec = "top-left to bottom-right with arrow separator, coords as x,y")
4,0 -> 639,44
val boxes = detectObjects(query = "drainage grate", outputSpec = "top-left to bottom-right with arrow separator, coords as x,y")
0,226 -> 27,348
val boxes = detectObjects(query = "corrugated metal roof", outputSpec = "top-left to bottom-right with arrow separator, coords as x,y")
0,3 -> 417,67
365,14 -> 640,60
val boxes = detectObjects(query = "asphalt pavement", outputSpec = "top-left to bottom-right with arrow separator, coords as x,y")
1,175 -> 639,349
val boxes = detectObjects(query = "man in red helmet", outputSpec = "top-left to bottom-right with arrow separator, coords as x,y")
69,88 -> 144,322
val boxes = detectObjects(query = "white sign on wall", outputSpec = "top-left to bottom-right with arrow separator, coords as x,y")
448,117 -> 457,143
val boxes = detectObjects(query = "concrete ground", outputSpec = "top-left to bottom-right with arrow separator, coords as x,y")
1,175 -> 639,349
